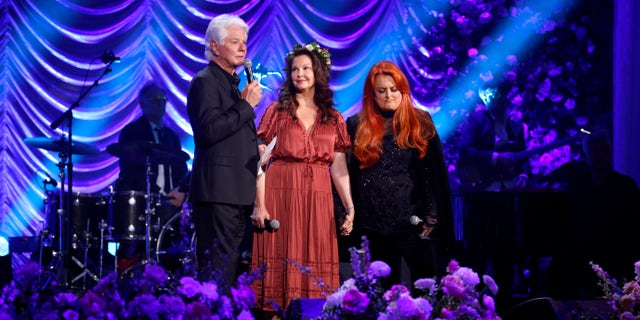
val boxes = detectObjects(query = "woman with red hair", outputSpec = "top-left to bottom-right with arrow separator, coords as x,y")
346,60 -> 454,288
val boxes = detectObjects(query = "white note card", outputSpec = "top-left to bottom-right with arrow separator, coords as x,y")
257,136 -> 277,176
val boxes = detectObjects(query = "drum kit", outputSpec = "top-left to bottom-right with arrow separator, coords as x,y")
24,136 -> 196,289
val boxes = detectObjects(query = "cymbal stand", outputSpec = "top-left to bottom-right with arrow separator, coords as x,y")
49,150 -> 68,284
49,58 -> 116,287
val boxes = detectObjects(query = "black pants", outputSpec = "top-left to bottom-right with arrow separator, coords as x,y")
364,230 -> 438,290
192,202 -> 253,292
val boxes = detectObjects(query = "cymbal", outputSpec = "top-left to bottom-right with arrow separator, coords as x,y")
24,137 -> 100,155
107,141 -> 190,164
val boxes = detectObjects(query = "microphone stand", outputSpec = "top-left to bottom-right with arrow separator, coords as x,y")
49,59 -> 116,287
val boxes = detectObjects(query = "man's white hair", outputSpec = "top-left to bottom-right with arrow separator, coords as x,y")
204,14 -> 249,61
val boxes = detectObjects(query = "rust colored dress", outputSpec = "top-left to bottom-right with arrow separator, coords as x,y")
251,102 -> 351,311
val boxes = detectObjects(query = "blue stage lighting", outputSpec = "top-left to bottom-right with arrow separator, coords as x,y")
0,235 -> 8,257
0,235 -> 12,288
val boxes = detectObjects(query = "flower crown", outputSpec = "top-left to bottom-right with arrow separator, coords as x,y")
288,42 -> 332,71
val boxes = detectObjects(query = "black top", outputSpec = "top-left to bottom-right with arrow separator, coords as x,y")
355,111 -> 421,234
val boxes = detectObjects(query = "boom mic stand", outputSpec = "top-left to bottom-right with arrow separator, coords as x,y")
49,59 -> 117,287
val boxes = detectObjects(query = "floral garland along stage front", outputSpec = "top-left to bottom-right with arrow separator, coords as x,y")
3,237 -> 636,319
0,262 -> 265,319
0,236 -> 500,320
316,236 -> 501,320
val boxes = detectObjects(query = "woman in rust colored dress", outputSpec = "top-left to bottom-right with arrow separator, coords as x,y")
250,42 -> 355,314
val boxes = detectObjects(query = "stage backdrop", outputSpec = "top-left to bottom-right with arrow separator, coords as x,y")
0,0 -> 620,266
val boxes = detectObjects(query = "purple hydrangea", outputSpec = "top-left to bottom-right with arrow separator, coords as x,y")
414,278 -> 437,291
454,267 -> 480,287
126,293 -> 160,319
441,275 -> 467,299
341,288 -> 370,315
184,301 -> 211,319
142,263 -> 169,286
201,281 -> 219,302
231,285 -> 256,310
177,276 -> 202,299
368,261 -> 391,278
158,294 -> 186,318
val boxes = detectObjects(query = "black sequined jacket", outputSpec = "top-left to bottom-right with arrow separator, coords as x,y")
346,111 -> 455,254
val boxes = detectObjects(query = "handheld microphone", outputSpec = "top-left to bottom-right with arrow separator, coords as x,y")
409,215 -> 431,240
409,215 -> 423,227
243,59 -> 253,83
265,219 -> 280,231
98,51 -> 121,64
43,171 -> 58,187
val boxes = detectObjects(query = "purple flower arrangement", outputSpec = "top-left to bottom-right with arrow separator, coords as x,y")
317,236 -> 501,320
591,260 -> 640,319
0,262 -> 265,319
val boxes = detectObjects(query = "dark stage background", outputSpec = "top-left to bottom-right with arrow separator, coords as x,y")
1,0 -> 638,274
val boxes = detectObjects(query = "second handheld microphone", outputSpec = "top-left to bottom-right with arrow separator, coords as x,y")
243,59 -> 253,83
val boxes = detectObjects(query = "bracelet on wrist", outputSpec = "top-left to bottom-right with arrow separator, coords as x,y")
344,205 -> 354,212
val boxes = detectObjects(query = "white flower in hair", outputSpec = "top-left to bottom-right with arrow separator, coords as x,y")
288,41 -> 332,71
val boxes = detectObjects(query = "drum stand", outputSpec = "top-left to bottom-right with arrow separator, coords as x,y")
98,218 -> 109,278
38,226 -> 49,268
143,155 -> 157,265
112,159 -> 158,275
70,220 -> 99,289
31,152 -> 69,290
38,186 -> 55,269
40,153 -> 69,286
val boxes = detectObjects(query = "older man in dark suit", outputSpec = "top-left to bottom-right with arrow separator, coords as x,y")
186,13 -> 262,292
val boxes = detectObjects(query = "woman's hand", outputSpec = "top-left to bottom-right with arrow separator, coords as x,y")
251,206 -> 270,229
339,209 -> 354,236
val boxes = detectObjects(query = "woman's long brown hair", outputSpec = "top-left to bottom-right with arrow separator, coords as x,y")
354,60 -> 436,168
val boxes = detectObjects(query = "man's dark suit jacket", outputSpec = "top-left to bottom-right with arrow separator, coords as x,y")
186,61 -> 259,205
117,117 -> 189,194
457,109 -> 526,189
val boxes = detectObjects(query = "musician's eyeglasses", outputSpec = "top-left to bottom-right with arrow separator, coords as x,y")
143,96 -> 167,103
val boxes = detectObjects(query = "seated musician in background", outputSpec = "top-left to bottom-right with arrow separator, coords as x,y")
114,81 -> 190,270
544,129 -> 640,298
456,81 -> 529,192
116,81 -> 189,205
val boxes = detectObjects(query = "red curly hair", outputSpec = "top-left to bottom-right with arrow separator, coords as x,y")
353,61 -> 436,168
